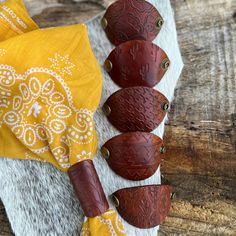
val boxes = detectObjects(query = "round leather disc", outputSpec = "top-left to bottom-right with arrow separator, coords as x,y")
113,185 -> 172,228
105,40 -> 170,88
102,0 -> 164,45
103,86 -> 169,132
102,132 -> 164,180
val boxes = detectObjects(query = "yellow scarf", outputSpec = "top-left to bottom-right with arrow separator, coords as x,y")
0,0 -> 125,235
0,0 -> 38,39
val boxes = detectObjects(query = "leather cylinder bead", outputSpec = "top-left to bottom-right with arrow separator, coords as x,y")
68,160 -> 109,217
102,0 -> 164,45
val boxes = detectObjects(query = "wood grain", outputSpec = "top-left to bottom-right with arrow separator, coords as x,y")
0,203 -> 12,236
160,0 -> 236,235
1,0 -> 236,235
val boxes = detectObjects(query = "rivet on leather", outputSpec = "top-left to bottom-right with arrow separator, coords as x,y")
102,0 -> 164,45
112,185 -> 172,228
105,40 -> 169,88
103,86 -> 169,132
102,132 -> 164,180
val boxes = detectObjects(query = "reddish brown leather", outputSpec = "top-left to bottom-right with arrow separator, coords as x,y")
113,185 -> 172,228
106,40 -> 169,88
68,160 -> 109,217
103,0 -> 163,45
103,132 -> 164,180
104,87 -> 169,132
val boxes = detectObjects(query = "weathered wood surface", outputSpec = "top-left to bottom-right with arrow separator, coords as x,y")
160,0 -> 236,235
1,0 -> 236,235
0,204 -> 12,236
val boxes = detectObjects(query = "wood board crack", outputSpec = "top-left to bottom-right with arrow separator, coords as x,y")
160,0 -> 236,235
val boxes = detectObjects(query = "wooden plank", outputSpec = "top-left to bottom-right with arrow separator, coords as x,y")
29,1 -> 105,27
0,202 -> 13,236
160,0 -> 236,235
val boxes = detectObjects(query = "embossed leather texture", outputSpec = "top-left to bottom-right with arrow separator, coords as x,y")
103,87 -> 169,132
102,132 -> 164,180
105,40 -> 169,88
68,160 -> 109,217
113,185 -> 172,228
102,0 -> 163,45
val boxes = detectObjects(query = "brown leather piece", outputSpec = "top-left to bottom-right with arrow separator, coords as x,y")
102,0 -> 163,45
113,185 -> 172,228
102,132 -> 164,180
104,86 -> 169,132
105,40 -> 169,88
68,160 -> 109,217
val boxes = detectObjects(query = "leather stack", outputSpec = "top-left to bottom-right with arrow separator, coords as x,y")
101,0 -> 173,229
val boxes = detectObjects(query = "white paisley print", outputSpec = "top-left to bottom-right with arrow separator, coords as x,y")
0,61 -> 95,170
49,53 -> 76,77
81,210 -> 126,236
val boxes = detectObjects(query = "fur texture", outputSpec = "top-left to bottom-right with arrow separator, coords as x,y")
0,1 -> 183,235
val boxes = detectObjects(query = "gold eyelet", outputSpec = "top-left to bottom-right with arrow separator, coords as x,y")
104,59 -> 113,73
171,192 -> 176,200
101,146 -> 110,160
161,58 -> 170,70
111,194 -> 119,207
101,17 -> 108,30
161,102 -> 169,112
103,103 -> 111,116
156,17 -> 164,29
160,145 -> 166,154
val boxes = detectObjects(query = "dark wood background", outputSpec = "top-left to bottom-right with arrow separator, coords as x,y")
0,0 -> 236,235
161,0 -> 236,235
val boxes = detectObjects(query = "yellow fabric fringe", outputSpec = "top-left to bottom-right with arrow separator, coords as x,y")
0,1 -> 126,235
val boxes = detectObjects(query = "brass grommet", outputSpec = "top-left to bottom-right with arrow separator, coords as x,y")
101,17 -> 108,29
112,194 -> 119,207
156,17 -> 164,29
104,59 -> 113,73
161,102 -> 169,112
171,192 -> 176,200
160,145 -> 166,154
103,103 -> 111,116
101,146 -> 110,160
161,58 -> 170,70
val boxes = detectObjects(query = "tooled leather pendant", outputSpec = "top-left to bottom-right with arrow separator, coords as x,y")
104,40 -> 170,88
102,132 -> 165,180
112,185 -> 172,228
101,0 -> 164,45
103,86 -> 169,132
